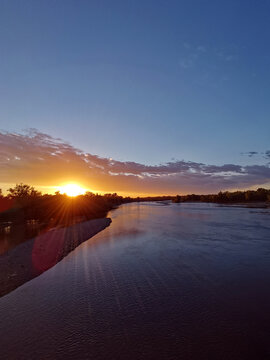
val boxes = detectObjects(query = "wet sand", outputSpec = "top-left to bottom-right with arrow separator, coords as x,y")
0,218 -> 111,297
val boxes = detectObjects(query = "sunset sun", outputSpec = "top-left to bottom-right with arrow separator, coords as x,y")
59,184 -> 86,197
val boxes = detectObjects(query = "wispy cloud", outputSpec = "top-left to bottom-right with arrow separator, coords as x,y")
265,150 -> 270,159
241,151 -> 270,160
216,51 -> 238,62
224,54 -> 237,62
180,43 -> 238,71
0,130 -> 269,195
179,43 -> 205,69
197,45 -> 206,53
179,58 -> 194,69
241,151 -> 259,157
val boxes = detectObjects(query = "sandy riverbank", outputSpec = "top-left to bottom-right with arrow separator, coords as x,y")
0,218 -> 111,297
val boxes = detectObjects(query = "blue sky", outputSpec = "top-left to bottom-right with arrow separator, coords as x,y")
0,0 -> 269,194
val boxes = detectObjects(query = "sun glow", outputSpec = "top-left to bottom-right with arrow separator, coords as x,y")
59,184 -> 86,197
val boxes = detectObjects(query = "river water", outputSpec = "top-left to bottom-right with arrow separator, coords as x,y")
1,202 -> 270,359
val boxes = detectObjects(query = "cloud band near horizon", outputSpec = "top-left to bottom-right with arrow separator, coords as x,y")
0,130 -> 269,195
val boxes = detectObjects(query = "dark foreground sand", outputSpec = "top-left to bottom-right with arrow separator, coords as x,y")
0,218 -> 111,297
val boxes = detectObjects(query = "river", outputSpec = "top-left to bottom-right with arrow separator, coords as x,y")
1,202 -> 270,359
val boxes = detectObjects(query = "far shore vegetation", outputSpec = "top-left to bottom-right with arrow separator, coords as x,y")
0,184 -> 269,254
0,184 -> 269,227
172,187 -> 270,204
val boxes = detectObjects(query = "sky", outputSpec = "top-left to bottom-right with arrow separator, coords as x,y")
0,0 -> 269,195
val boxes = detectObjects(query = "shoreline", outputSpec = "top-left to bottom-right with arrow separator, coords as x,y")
0,218 -> 111,298
217,202 -> 270,209
173,201 -> 270,209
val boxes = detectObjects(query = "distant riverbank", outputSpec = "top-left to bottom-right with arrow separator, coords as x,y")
219,202 -> 270,209
0,218 -> 111,297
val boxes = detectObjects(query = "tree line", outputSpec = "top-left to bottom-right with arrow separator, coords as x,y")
1,184 -> 269,227
173,188 -> 270,203
0,183 -> 131,227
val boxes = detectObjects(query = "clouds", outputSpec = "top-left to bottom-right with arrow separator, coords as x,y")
179,43 -> 238,70
179,43 -> 204,69
241,150 -> 270,160
241,151 -> 259,157
0,130 -> 269,195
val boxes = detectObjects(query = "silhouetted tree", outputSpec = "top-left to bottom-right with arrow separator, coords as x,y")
7,183 -> 41,199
